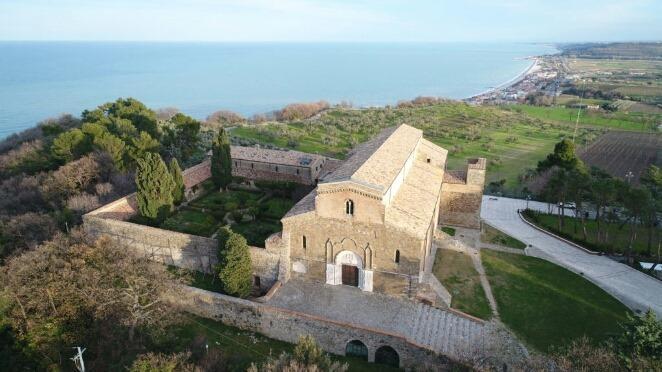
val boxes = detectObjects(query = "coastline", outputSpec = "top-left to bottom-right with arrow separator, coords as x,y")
465,57 -> 540,101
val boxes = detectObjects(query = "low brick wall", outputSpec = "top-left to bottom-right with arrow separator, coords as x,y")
83,215 -> 281,291
168,285 -> 455,370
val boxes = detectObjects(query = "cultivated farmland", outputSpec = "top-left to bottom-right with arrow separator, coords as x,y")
578,131 -> 661,184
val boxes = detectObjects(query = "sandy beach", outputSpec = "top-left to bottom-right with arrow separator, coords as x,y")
466,57 -> 540,100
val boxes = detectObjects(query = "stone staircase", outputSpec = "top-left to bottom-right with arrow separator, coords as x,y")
407,302 -> 485,357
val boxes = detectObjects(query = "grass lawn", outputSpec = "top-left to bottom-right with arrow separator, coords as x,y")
164,315 -> 401,372
523,210 -> 658,257
161,208 -> 219,237
168,266 -> 225,293
432,249 -> 492,320
440,226 -> 456,236
513,104 -> 655,132
481,224 -> 526,249
232,219 -> 282,247
481,250 -> 630,352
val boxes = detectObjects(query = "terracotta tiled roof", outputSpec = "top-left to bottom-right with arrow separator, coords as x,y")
443,170 -> 467,185
231,146 -> 325,169
385,158 -> 444,238
283,189 -> 317,218
321,125 -> 422,191
182,159 -> 211,189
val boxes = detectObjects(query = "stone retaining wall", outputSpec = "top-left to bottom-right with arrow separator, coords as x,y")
83,215 -> 280,291
168,285 -> 455,370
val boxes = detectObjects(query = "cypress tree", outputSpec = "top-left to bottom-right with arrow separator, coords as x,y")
169,158 -> 185,205
135,152 -> 175,223
211,128 -> 232,189
216,232 -> 253,298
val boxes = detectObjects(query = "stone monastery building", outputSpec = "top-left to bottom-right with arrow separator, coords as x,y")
275,124 -> 486,296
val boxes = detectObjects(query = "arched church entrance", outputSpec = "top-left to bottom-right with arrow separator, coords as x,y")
341,264 -> 359,286
335,250 -> 362,288
326,247 -> 373,292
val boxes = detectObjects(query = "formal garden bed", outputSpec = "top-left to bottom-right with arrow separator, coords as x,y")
132,180 -> 297,247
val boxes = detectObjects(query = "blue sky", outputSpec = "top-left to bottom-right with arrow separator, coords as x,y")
0,0 -> 660,42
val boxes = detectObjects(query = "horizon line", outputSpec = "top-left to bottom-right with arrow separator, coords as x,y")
1,39 -> 661,44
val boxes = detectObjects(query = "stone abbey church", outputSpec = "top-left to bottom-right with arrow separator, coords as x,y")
272,124 -> 486,296
86,124 -> 485,299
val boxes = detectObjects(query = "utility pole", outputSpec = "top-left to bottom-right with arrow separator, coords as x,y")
572,80 -> 585,144
625,170 -> 634,184
71,346 -> 86,372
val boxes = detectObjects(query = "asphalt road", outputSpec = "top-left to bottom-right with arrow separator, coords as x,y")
481,196 -> 662,318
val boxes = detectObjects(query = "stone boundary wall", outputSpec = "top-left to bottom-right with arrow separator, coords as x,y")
439,158 -> 486,229
168,285 -> 456,370
439,184 -> 483,229
233,167 -> 313,185
83,215 -> 280,291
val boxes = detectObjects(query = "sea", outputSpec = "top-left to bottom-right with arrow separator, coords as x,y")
0,42 -> 556,139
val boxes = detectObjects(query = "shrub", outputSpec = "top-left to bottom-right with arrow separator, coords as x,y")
216,232 -> 252,298
130,352 -> 196,372
276,101 -> 329,121
248,335 -> 347,372
169,158 -> 185,205
42,154 -> 102,201
66,193 -> 101,214
211,128 -> 232,189
206,110 -> 245,126
612,309 -> 662,369
135,153 -> 175,223
51,129 -> 90,162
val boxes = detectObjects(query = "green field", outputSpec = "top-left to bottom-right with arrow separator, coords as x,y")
481,250 -> 630,352
230,102 -> 659,193
480,224 -> 527,249
230,103 -> 602,191
432,249 -> 492,319
567,58 -> 662,106
523,210 -> 658,257
511,105 -> 656,132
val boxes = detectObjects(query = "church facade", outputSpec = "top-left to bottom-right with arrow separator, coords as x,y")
275,124 -> 486,297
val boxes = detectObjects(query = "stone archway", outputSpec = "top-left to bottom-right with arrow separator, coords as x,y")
375,345 -> 399,367
345,340 -> 368,360
325,249 -> 373,291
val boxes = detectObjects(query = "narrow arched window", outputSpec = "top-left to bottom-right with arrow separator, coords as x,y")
302,235 -> 307,249
275,166 -> 279,172
251,163 -> 254,169
395,250 -> 400,264
345,199 -> 354,216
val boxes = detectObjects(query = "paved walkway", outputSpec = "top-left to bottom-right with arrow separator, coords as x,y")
267,279 -> 488,359
481,196 -> 662,317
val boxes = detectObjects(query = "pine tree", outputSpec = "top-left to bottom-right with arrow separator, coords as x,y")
216,232 -> 252,298
211,128 -> 232,189
169,158 -> 185,205
135,152 -> 175,223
